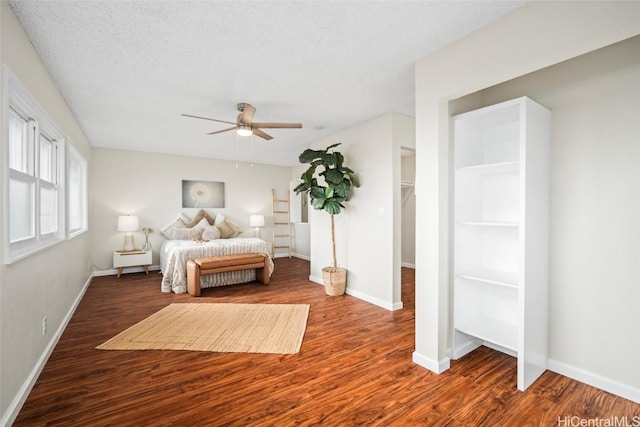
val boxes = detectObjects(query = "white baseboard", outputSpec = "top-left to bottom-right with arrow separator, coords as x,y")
345,287 -> 403,311
451,340 -> 482,360
1,273 -> 93,427
401,262 -> 415,269
412,351 -> 451,374
548,358 -> 640,404
272,253 -> 310,260
309,275 -> 401,311
309,274 -> 323,285
92,264 -> 161,277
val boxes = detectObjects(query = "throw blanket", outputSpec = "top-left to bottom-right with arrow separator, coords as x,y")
160,238 -> 273,294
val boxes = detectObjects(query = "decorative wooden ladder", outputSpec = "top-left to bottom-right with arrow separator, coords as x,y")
271,189 -> 292,258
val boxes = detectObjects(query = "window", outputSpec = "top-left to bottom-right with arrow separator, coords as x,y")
67,142 -> 88,237
4,67 -> 66,263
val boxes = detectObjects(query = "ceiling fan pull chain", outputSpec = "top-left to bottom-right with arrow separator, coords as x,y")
235,131 -> 239,168
250,133 -> 254,167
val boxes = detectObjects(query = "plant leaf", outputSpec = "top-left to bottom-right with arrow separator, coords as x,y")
293,182 -> 308,194
324,168 -> 344,185
311,197 -> 326,210
324,200 -> 341,215
347,173 -> 360,188
299,149 -> 324,164
334,180 -> 350,198
310,186 -> 326,199
324,187 -> 334,198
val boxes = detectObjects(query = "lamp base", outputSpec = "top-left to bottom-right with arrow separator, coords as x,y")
123,233 -> 135,251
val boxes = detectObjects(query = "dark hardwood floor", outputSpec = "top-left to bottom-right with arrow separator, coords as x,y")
15,258 -> 639,426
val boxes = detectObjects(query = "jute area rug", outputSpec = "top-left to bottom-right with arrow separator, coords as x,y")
96,303 -> 310,354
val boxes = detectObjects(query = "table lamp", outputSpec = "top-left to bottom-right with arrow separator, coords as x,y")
117,215 -> 139,251
249,214 -> 265,238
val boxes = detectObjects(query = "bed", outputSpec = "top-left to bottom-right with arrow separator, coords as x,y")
160,237 -> 273,294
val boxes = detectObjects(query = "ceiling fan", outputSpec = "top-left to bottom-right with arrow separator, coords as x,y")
182,102 -> 302,141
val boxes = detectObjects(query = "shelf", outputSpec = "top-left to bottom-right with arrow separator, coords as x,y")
456,316 -> 518,352
401,180 -> 414,188
456,161 -> 519,175
457,269 -> 518,288
452,96 -> 550,392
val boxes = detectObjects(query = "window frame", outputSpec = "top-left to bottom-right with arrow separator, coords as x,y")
66,141 -> 88,238
4,66 -> 67,264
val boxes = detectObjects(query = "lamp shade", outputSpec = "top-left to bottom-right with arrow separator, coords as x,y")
249,214 -> 265,227
117,215 -> 139,232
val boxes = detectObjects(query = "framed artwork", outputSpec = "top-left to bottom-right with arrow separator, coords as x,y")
182,180 -> 225,208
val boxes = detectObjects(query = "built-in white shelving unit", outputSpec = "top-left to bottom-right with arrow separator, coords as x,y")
452,96 -> 551,391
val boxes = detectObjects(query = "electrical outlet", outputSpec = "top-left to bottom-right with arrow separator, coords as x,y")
42,317 -> 47,335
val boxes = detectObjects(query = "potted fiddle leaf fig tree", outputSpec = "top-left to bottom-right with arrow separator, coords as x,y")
294,143 -> 359,296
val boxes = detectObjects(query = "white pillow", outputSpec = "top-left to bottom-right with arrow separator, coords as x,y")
165,226 -> 203,240
213,214 -> 226,226
202,225 -> 221,240
191,217 -> 210,230
160,213 -> 191,236
160,218 -> 187,238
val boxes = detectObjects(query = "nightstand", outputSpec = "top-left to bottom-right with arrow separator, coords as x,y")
113,250 -> 152,278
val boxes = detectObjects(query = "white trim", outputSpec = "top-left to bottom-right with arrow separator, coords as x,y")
548,358 -> 640,404
0,273 -> 93,427
345,287 -> 403,311
291,252 -> 310,261
272,253 -> 292,259
309,274 -> 323,285
3,65 -> 67,264
66,140 -> 88,238
309,274 -> 402,311
92,264 -> 161,277
412,351 -> 451,374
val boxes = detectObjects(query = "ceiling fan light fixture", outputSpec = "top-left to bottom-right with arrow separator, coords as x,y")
237,125 -> 253,137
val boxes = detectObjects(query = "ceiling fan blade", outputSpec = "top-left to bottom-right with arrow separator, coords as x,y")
182,114 -> 237,126
206,126 -> 237,135
252,128 -> 273,140
251,122 -> 303,129
239,104 -> 256,124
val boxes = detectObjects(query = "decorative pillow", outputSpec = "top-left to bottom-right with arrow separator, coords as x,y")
186,209 -> 215,227
214,214 -> 242,237
201,225 -> 221,241
160,219 -> 187,238
216,218 -> 240,239
226,218 -> 242,235
191,217 -> 210,230
165,226 -> 204,240
160,212 -> 191,232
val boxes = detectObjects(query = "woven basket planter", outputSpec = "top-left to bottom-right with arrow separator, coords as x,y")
321,267 -> 347,296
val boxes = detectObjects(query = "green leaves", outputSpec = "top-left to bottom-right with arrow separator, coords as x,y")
294,143 -> 359,216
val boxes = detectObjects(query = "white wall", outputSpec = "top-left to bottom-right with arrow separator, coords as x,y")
0,4 -> 93,424
91,148 -> 292,272
306,113 -> 413,310
413,0 -> 640,402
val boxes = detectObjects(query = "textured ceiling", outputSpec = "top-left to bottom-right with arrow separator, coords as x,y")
9,0 -> 525,166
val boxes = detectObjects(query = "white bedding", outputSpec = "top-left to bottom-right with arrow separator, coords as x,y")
160,238 -> 273,294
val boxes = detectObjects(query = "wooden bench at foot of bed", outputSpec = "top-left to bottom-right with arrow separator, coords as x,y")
186,253 -> 271,296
